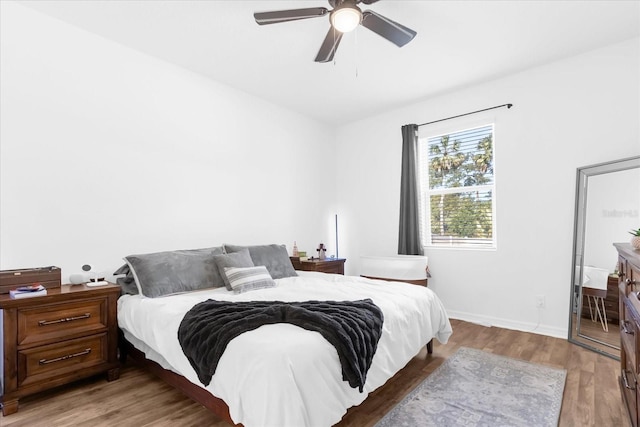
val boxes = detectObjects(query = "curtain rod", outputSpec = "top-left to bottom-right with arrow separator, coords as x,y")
417,103 -> 513,127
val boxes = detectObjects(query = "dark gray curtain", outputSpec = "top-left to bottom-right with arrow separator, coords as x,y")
398,124 -> 424,255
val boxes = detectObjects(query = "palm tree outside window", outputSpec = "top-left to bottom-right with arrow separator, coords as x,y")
419,124 -> 496,249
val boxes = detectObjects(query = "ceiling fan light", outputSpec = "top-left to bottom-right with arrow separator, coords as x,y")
330,6 -> 361,33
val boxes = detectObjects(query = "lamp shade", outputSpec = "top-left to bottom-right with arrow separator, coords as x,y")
330,6 -> 361,33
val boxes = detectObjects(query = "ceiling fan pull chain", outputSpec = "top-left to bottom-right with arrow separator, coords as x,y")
355,26 -> 359,78
331,25 -> 336,67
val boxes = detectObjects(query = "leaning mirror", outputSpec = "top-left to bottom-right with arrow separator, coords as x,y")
569,156 -> 640,359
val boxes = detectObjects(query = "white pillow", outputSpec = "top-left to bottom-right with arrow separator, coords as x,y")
223,266 -> 276,294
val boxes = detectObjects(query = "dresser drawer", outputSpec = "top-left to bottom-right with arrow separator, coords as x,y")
290,257 -> 346,275
631,262 -> 640,295
622,302 -> 638,373
315,262 -> 345,274
622,349 -> 639,427
621,255 -> 640,296
603,298 -> 620,322
18,333 -> 107,388
18,298 -> 107,347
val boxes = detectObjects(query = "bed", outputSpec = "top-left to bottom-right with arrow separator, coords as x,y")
116,245 -> 452,427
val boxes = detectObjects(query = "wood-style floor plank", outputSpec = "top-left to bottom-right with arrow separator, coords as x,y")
0,319 -> 630,427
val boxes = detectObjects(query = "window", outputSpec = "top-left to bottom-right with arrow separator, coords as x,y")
419,124 -> 496,249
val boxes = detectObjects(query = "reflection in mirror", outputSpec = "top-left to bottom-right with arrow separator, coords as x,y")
569,156 -> 640,359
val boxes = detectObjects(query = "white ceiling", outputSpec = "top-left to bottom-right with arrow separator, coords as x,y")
20,0 -> 640,126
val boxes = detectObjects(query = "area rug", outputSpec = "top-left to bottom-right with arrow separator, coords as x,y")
375,347 -> 567,427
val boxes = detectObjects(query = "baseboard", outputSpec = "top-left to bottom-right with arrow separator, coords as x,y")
446,310 -> 567,339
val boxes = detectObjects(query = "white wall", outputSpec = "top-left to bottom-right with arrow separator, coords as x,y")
0,2 -> 337,282
335,37 -> 640,338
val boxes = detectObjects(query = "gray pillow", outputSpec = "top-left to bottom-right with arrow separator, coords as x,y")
113,264 -> 130,276
116,276 -> 139,296
124,246 -> 225,298
113,264 -> 136,287
213,249 -> 255,291
224,244 -> 297,280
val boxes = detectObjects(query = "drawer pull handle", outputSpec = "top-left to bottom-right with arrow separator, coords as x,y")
38,313 -> 91,326
626,278 -> 636,286
622,369 -> 636,390
622,321 -> 635,335
39,348 -> 91,365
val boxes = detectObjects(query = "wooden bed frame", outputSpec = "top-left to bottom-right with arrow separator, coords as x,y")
119,331 -> 433,426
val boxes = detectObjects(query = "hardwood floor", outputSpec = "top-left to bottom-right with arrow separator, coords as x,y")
1,319 -> 630,427
573,312 -> 620,356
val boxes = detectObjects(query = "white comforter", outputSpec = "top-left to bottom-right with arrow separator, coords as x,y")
117,272 -> 452,427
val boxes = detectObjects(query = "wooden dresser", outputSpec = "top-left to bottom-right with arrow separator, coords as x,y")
617,243 -> 640,427
0,283 -> 120,415
290,257 -> 346,275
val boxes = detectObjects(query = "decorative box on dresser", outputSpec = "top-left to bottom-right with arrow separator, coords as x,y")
0,283 -> 120,416
290,257 -> 346,275
617,243 -> 640,427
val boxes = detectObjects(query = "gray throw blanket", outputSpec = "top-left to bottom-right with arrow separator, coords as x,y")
177,299 -> 384,392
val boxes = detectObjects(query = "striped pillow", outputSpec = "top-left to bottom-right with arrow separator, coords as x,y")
223,266 -> 276,294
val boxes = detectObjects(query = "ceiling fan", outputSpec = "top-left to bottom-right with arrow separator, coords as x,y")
253,0 -> 417,63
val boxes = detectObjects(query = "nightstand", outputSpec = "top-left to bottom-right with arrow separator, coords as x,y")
0,283 -> 120,415
290,257 -> 346,275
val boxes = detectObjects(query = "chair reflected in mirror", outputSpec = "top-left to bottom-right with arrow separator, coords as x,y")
581,266 -> 610,332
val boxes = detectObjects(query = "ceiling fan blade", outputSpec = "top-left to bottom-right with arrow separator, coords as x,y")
315,28 -> 343,63
360,0 -> 380,4
361,10 -> 416,47
254,7 -> 328,25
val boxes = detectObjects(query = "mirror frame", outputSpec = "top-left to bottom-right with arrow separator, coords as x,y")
569,155 -> 640,359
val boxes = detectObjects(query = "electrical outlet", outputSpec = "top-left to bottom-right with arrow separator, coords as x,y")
535,295 -> 546,309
